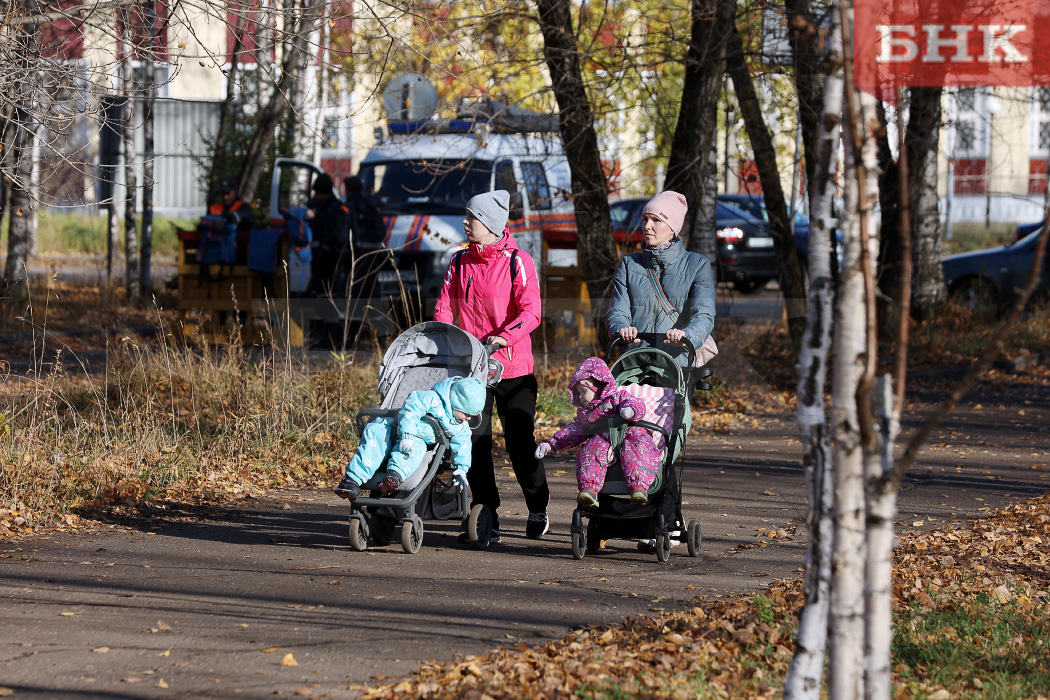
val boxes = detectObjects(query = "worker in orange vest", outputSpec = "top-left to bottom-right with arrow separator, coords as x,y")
210,178 -> 253,232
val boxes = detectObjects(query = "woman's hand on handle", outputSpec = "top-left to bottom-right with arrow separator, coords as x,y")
665,329 -> 686,346
486,335 -> 508,348
618,327 -> 639,343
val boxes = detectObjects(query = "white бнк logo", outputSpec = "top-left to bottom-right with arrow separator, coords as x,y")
876,24 -> 1028,63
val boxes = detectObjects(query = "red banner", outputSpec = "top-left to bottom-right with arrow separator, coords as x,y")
854,0 -> 1050,98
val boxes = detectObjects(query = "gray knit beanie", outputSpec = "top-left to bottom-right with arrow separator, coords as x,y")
465,190 -> 511,235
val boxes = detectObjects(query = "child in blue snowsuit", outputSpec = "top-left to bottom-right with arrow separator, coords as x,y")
333,376 -> 488,500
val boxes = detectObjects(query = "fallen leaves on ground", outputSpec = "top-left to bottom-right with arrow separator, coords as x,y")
361,494 -> 1050,700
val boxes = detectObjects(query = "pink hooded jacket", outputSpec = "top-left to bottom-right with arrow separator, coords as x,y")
434,233 -> 541,379
542,357 -> 646,451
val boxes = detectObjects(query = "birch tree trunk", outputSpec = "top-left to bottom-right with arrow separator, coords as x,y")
828,128 -> 867,700
783,9 -> 842,699
310,3 -> 328,166
256,0 -> 273,89
725,24 -> 807,345
28,123 -> 41,257
907,86 -> 945,320
853,90 -> 889,700
239,0 -> 322,199
828,8 -> 869,695
120,11 -> 139,300
5,172 -> 34,287
535,0 -> 618,327
140,0 -> 158,294
4,0 -> 39,289
830,2 -> 883,697
664,0 -> 734,262
864,443 -> 897,700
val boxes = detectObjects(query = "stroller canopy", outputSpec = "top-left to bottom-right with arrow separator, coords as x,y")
377,322 -> 489,407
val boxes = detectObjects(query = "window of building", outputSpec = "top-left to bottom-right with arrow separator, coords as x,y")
949,87 -> 989,194
1028,87 -> 1050,194
131,62 -> 170,98
954,159 -> 987,195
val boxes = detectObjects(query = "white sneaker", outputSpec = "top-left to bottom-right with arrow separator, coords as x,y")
636,531 -> 682,553
525,511 -> 550,539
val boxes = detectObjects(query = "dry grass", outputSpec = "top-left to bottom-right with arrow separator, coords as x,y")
0,333 -> 381,529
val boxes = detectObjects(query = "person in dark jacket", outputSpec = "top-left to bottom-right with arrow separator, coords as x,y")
343,175 -> 387,300
210,178 -> 252,232
306,173 -> 351,298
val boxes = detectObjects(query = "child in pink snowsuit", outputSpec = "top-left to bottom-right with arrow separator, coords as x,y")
534,357 -> 661,508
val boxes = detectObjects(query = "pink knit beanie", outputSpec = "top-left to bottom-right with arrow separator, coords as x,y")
642,191 -> 688,236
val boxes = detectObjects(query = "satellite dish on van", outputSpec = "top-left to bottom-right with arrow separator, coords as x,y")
382,73 -> 438,122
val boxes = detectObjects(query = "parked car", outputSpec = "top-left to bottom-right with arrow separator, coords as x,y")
942,228 -> 1049,311
610,197 -> 778,293
1014,218 -> 1045,242
718,193 -> 843,269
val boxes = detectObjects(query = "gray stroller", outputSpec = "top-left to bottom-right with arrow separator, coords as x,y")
347,321 -> 502,553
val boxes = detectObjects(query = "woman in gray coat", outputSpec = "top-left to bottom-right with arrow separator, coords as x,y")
606,191 -> 716,364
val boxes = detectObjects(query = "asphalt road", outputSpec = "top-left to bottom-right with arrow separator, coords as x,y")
2,375 -> 1048,699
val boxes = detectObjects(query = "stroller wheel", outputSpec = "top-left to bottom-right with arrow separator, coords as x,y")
571,529 -> 586,560
467,504 -> 493,550
349,515 -> 369,552
401,514 -> 424,554
655,533 -> 671,563
686,519 -> 702,557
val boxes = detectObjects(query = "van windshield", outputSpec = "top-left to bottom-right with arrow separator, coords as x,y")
359,159 -> 494,214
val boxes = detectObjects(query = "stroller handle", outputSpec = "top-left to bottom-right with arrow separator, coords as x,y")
483,344 -> 505,386
606,332 -> 696,363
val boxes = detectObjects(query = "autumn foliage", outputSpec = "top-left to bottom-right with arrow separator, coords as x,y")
358,495 -> 1050,700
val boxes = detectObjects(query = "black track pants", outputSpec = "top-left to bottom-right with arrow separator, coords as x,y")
468,373 -> 550,530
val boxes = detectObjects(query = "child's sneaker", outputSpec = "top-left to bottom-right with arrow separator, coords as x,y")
576,491 -> 599,510
630,489 -> 648,506
378,473 -> 402,495
333,476 -> 360,500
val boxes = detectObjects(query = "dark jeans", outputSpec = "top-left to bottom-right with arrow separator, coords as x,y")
468,373 -> 550,530
308,249 -> 339,297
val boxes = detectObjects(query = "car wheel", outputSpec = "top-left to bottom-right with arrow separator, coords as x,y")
733,278 -> 767,294
952,277 -> 1002,315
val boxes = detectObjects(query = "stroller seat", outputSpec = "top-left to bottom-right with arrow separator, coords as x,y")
598,383 -> 675,495
360,446 -> 442,492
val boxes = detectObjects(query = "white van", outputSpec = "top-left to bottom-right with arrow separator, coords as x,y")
357,101 -> 574,319
266,101 -> 574,332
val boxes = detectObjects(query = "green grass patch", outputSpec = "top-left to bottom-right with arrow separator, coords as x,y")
943,222 -> 1018,256
1,212 -> 192,258
895,589 -> 1050,699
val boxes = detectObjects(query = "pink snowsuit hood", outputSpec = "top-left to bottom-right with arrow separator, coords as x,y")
568,356 -> 617,409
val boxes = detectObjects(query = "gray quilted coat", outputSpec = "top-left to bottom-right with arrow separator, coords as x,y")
606,240 -> 716,364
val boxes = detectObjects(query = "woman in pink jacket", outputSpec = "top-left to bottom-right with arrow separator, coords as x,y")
434,190 -> 550,543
